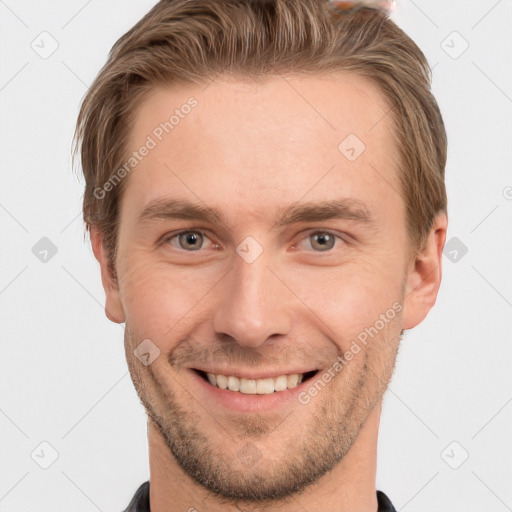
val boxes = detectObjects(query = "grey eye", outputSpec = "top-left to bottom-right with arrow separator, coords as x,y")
309,232 -> 336,251
178,231 -> 204,250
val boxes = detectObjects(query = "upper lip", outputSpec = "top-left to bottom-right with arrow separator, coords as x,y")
191,366 -> 318,380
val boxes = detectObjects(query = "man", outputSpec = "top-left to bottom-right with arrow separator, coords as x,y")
73,0 -> 448,510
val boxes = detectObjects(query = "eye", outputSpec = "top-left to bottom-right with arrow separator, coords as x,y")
162,230 -> 217,251
161,229 -> 346,253
296,230 -> 345,252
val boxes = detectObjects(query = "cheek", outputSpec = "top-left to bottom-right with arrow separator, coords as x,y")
285,255 -> 403,349
118,259 -> 208,343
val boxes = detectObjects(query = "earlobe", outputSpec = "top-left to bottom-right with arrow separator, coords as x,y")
90,227 -> 126,324
402,213 -> 448,330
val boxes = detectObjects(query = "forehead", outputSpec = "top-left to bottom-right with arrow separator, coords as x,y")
120,72 -> 402,228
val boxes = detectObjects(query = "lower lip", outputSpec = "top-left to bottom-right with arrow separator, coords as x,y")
188,369 -> 316,413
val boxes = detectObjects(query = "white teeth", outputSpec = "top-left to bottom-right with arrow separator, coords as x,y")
240,378 -> 257,394
216,374 -> 228,389
227,375 -> 240,392
256,378 -> 274,394
203,372 -> 306,394
287,374 -> 300,389
274,375 -> 288,391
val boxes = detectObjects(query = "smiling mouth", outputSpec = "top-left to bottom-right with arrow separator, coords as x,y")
193,369 -> 319,395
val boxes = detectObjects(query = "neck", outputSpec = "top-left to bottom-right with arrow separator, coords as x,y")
148,402 -> 381,512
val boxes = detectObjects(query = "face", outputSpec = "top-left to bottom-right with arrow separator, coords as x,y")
97,72 -> 434,504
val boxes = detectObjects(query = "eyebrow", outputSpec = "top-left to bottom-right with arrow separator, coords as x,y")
136,198 -> 376,230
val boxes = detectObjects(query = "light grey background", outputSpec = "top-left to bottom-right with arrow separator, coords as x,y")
1,1 -> 511,511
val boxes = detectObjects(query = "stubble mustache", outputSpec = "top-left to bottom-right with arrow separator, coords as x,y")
167,337 -> 338,373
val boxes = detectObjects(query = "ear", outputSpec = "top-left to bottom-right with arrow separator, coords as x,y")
90,226 -> 126,324
402,213 -> 448,330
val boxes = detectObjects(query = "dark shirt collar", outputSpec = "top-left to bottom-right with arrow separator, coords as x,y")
123,481 -> 397,512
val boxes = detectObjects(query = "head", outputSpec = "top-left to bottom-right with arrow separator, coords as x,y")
74,0 -> 447,506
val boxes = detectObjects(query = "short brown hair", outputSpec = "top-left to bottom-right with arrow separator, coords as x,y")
73,0 -> 447,273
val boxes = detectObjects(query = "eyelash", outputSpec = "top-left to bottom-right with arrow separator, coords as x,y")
161,229 -> 347,253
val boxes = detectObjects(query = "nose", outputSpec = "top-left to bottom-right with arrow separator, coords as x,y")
212,249 -> 292,349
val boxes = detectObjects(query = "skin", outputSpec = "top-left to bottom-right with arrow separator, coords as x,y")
91,72 -> 447,512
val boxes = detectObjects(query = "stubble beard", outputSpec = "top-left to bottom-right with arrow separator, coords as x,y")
124,319 -> 402,506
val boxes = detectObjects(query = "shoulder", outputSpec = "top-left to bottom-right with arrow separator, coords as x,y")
121,481 -> 150,512
377,489 -> 397,512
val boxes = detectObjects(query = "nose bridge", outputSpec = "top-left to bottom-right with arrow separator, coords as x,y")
213,248 -> 291,348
